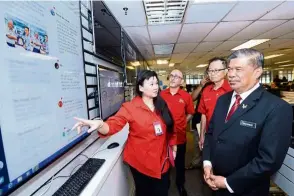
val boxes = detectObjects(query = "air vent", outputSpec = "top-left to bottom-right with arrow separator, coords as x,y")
143,0 -> 188,25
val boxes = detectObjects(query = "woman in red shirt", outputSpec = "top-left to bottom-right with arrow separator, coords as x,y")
72,70 -> 177,196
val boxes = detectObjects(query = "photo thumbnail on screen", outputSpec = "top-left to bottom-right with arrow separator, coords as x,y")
4,14 -> 49,55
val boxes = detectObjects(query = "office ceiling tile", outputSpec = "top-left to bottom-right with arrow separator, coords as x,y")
204,21 -> 252,41
213,41 -> 244,51
171,53 -> 190,63
194,41 -> 222,52
261,1 -> 294,20
184,3 -> 235,23
148,24 -> 182,44
279,32 -> 294,39
137,45 -> 154,58
188,52 -> 208,60
256,20 -> 294,39
104,1 -> 146,27
124,26 -> 151,46
223,1 -> 281,21
178,23 -> 217,43
173,43 -> 198,53
253,39 -> 290,50
221,50 -> 233,57
230,20 -> 286,40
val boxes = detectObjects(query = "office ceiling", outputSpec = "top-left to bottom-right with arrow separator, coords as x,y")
104,0 -> 294,74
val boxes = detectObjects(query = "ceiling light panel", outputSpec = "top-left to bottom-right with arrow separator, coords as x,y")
231,39 -> 270,50
275,60 -> 291,64
196,64 -> 208,68
264,54 -> 285,59
279,64 -> 294,67
153,44 -> 174,55
144,0 -> 188,25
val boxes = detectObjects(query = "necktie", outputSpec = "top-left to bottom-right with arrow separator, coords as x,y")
225,94 -> 242,122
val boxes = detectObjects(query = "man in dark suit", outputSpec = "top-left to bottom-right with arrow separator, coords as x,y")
203,48 -> 292,196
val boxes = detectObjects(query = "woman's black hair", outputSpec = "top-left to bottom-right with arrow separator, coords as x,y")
136,70 -> 174,133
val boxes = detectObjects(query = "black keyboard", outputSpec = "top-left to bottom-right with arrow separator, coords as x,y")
53,158 -> 105,196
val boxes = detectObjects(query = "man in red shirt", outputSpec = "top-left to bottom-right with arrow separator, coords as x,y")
161,69 -> 195,196
198,57 -> 232,150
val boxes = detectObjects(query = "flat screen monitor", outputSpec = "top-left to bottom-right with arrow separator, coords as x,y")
93,1 -> 123,66
0,2 -> 88,195
98,66 -> 125,120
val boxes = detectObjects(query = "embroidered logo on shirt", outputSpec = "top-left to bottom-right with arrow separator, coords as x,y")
179,98 -> 184,103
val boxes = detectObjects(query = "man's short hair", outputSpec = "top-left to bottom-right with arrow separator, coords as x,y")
227,48 -> 264,68
208,57 -> 227,69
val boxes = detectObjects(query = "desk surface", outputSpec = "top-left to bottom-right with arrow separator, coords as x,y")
12,125 -> 129,196
39,125 -> 128,196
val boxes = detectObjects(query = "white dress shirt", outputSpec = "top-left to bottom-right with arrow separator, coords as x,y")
203,82 -> 260,193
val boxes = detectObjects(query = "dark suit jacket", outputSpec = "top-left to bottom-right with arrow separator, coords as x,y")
203,86 -> 292,196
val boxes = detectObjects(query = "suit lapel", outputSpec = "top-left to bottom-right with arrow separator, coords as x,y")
218,86 -> 264,136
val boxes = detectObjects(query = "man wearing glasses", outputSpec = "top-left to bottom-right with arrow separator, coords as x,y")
161,69 -> 195,196
198,57 -> 232,150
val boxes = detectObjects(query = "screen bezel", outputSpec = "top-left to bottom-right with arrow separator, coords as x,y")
3,2 -> 90,195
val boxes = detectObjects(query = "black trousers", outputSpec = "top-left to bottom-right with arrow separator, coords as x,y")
130,166 -> 170,196
175,143 -> 186,187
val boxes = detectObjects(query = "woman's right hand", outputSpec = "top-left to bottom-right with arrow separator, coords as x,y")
72,117 -> 104,134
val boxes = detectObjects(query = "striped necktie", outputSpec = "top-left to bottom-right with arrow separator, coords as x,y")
225,94 -> 242,122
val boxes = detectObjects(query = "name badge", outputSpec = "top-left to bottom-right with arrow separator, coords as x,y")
153,122 -> 163,136
240,120 -> 256,129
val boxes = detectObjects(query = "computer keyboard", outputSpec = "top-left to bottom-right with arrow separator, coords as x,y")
52,158 -> 105,196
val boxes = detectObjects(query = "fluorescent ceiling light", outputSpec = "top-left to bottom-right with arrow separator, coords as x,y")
194,0 -> 237,3
169,63 -> 175,67
130,61 -> 141,66
275,60 -> 291,64
153,44 -> 174,55
127,66 -> 135,70
157,59 -> 169,65
196,64 -> 208,68
264,54 -> 285,59
279,64 -> 294,67
143,0 -> 188,25
231,39 -> 270,51
158,70 -> 166,73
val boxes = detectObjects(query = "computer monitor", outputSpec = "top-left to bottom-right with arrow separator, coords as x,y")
98,65 -> 125,120
0,2 -> 89,195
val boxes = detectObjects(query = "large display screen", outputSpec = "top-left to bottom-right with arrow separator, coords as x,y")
0,2 -> 88,195
98,66 -> 124,119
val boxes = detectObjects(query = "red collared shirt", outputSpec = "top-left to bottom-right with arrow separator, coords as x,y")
198,80 -> 232,130
99,96 -> 177,179
161,88 -> 195,144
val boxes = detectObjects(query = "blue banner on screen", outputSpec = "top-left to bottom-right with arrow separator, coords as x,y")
99,66 -> 124,119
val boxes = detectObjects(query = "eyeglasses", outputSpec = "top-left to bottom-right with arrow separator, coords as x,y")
207,68 -> 226,74
169,74 -> 182,80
